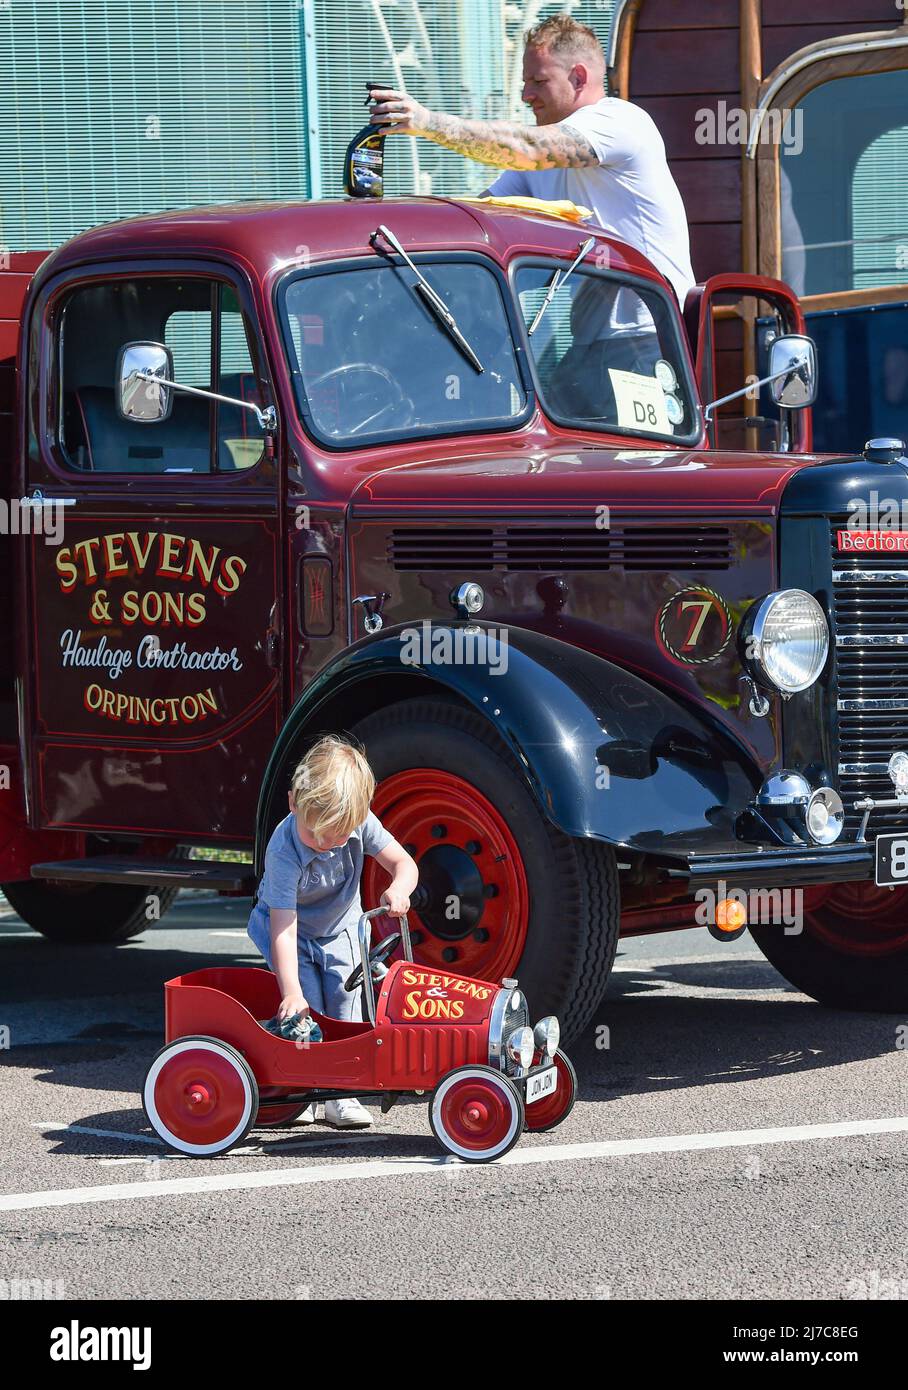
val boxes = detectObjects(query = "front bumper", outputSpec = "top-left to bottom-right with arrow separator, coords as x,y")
663,840 -> 873,889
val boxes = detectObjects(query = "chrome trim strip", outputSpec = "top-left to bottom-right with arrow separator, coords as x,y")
838,698 -> 908,711
606,0 -> 636,70
837,633 -> 908,647
488,987 -> 510,1072
832,569 -> 908,583
838,762 -> 892,776
746,32 -> 908,158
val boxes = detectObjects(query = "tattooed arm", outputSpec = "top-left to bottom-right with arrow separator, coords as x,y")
369,89 -> 600,171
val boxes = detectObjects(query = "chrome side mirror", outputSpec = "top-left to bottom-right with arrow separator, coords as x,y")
117,341 -> 174,422
769,334 -> 817,409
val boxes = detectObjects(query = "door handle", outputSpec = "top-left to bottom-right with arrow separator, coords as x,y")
24,489 -> 77,507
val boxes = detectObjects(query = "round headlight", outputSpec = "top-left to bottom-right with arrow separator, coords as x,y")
506,1026 -> 535,1070
745,590 -> 828,694
533,1016 -> 560,1059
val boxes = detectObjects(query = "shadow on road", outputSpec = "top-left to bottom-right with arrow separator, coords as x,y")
3,907 -> 905,1158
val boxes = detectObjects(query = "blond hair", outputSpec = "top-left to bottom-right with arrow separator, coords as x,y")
524,14 -> 605,73
290,735 -> 375,840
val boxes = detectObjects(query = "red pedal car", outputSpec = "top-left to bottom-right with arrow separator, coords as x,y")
143,909 -> 577,1162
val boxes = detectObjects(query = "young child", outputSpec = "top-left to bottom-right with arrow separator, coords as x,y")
247,734 -> 418,1129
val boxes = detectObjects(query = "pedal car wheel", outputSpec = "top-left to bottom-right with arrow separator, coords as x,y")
143,1036 -> 259,1157
256,1091 -> 310,1127
430,1065 -> 525,1162
523,1049 -> 577,1133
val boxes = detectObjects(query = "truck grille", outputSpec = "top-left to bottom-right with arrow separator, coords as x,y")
831,517 -> 908,841
492,987 -> 530,1076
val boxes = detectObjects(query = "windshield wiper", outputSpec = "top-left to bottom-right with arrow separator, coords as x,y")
527,236 -> 596,336
370,224 -> 484,374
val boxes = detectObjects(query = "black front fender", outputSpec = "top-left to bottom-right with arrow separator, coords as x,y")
254,622 -> 761,874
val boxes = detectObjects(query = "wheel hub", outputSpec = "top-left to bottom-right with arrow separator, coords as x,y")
413,844 -> 484,941
185,1082 -> 214,1114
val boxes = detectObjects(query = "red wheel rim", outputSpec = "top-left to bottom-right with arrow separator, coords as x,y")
438,1076 -> 517,1153
151,1046 -> 250,1147
803,882 -> 908,957
363,768 -> 529,982
256,1091 -> 306,1127
524,1052 -> 574,1131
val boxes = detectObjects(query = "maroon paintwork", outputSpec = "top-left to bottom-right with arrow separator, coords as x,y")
4,197 -> 816,862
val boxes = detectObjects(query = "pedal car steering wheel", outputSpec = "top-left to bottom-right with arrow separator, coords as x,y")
344,932 -> 401,993
307,363 -> 412,436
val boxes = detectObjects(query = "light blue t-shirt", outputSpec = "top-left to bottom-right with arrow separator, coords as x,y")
247,810 -> 394,948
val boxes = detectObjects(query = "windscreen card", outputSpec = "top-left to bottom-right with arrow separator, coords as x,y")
608,369 -> 670,434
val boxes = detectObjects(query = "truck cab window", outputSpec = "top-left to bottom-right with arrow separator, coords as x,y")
516,265 -> 697,443
58,277 -> 267,474
280,259 -> 526,447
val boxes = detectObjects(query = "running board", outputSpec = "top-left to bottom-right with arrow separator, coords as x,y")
30,856 -> 255,893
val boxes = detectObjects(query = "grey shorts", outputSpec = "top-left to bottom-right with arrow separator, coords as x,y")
248,907 -> 370,1023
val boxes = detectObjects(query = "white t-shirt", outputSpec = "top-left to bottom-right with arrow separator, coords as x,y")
487,97 -> 695,328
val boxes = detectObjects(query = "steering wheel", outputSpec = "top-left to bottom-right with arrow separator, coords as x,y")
344,931 -> 401,993
307,362 -> 412,436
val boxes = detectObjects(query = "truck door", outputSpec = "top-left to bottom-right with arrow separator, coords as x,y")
21,264 -> 283,843
687,273 -> 812,453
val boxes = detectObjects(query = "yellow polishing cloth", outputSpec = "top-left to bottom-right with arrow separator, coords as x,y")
456,195 -> 593,223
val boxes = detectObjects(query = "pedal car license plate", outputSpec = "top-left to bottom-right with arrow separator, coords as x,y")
875,832 -> 908,886
525,1066 -> 557,1105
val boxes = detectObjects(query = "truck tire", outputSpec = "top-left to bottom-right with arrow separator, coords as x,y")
1,878 -> 180,944
353,697 -> 619,1042
749,881 -> 908,1010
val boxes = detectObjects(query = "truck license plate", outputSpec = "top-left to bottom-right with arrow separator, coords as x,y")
875,833 -> 908,886
525,1066 -> 557,1105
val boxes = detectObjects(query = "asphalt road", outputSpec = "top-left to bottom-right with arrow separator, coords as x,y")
2,892 -> 907,1303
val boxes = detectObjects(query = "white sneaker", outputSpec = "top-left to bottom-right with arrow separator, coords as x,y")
324,1097 -> 372,1129
298,1104 -> 317,1125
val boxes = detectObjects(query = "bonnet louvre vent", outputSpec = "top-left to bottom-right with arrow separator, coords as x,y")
389,522 -> 732,572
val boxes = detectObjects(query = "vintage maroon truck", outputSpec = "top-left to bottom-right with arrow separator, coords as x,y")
0,185 -> 905,1040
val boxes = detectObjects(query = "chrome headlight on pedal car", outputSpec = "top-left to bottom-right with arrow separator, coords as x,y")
533,1016 -> 560,1059
506,1026 -> 535,1070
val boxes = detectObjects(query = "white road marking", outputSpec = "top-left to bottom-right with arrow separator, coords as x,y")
267,1131 -> 397,1152
6,1114 -> 908,1213
98,1132 -> 396,1165
34,1122 -> 162,1146
612,953 -> 763,971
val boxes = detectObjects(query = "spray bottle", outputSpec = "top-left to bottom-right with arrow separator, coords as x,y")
343,81 -> 389,198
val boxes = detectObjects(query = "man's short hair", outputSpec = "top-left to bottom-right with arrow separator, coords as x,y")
524,14 -> 605,73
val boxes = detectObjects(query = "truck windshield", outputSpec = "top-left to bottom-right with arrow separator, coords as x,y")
280,259 -> 527,446
515,265 -> 698,442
